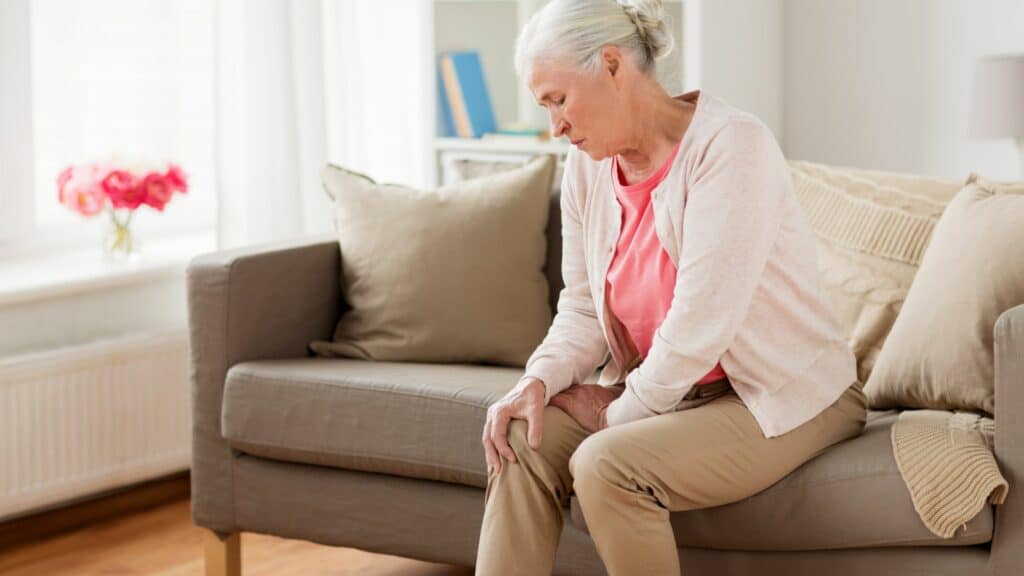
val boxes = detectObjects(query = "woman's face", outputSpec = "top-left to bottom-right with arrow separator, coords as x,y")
528,53 -> 624,160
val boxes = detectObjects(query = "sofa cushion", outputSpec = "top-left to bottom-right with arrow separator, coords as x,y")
569,410 -> 993,550
448,158 -> 567,316
309,154 -> 556,368
864,175 -> 1024,415
787,160 -> 956,386
222,358 -> 516,488
223,358 -> 992,551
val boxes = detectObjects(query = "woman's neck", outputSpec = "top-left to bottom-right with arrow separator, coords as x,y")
615,91 -> 696,185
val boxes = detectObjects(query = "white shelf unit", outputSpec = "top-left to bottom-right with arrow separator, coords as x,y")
435,136 -> 570,193
427,0 -> 687,187
435,137 -> 570,155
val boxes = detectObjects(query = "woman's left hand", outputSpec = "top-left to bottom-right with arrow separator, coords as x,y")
550,384 -> 625,433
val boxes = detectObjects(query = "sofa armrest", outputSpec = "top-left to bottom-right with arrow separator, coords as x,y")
991,303 -> 1024,575
186,232 -> 341,532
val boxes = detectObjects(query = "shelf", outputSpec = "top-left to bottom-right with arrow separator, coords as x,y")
434,137 -> 570,155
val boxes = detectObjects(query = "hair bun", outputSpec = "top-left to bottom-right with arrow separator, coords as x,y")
616,0 -> 673,61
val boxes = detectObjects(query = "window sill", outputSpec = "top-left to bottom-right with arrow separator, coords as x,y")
0,230 -> 217,308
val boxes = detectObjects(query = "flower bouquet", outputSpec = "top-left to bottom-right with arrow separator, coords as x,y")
57,159 -> 189,258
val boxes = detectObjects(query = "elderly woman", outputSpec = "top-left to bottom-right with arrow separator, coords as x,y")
476,0 -> 867,575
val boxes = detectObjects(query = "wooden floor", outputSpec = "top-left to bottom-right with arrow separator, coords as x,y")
0,497 -> 474,576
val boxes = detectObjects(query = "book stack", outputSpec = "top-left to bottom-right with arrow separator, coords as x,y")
438,51 -> 549,142
438,51 -> 497,139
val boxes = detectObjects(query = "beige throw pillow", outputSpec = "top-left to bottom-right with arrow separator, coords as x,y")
788,160 -> 955,384
309,154 -> 557,367
864,174 -> 1024,415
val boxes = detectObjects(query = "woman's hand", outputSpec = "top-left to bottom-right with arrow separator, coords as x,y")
483,377 -> 546,474
549,384 -> 624,433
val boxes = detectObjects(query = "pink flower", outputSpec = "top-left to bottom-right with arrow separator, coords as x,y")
165,163 -> 188,194
57,159 -> 188,218
141,171 -> 174,212
57,165 -> 107,216
56,166 -> 73,199
102,169 -> 145,210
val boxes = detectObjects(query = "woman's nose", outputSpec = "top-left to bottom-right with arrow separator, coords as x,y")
550,116 -> 568,138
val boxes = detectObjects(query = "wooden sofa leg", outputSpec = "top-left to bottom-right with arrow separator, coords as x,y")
203,529 -> 241,576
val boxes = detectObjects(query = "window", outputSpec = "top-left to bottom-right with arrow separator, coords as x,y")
1,0 -> 217,258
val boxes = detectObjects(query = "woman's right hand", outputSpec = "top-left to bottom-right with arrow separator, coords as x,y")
482,377 -> 546,474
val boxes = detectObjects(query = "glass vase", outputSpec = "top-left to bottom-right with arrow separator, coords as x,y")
103,210 -> 140,260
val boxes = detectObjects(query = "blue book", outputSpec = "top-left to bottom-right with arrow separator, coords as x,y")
437,67 -> 456,138
438,51 -> 497,138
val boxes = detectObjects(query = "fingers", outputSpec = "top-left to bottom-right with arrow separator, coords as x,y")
491,409 -> 517,464
484,384 -> 551,474
482,417 -> 501,474
526,402 -> 544,450
549,393 -> 567,413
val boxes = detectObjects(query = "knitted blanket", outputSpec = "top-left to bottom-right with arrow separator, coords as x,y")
892,409 -> 1009,538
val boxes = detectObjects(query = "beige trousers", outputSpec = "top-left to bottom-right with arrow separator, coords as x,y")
475,378 -> 867,576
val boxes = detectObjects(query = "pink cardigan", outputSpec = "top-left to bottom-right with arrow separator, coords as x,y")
519,89 -> 857,438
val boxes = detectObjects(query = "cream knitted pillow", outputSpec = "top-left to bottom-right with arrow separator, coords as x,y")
788,161 -> 956,385
864,174 -> 1024,414
309,154 -> 556,367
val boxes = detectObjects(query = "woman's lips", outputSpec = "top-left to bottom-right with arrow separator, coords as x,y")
571,139 -> 585,146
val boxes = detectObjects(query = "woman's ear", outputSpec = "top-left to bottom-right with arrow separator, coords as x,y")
601,45 -> 621,78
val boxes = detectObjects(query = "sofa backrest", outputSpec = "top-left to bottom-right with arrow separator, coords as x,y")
544,191 -> 565,316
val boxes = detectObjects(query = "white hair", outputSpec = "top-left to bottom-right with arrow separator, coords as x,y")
514,0 -> 674,82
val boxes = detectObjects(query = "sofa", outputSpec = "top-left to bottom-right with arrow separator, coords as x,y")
186,160 -> 1023,576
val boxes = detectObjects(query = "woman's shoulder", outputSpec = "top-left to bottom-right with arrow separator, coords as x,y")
688,93 -> 778,155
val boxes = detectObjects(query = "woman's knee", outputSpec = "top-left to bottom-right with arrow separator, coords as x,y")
569,431 -> 632,499
506,406 -> 587,468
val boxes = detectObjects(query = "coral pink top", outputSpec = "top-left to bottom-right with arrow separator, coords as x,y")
606,139 -> 727,386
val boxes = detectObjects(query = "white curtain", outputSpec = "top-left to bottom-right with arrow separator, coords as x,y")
214,0 -> 431,249
323,0 -> 433,190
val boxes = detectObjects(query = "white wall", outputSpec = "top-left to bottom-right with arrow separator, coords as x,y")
782,0 -> 1024,180
685,0 -> 784,144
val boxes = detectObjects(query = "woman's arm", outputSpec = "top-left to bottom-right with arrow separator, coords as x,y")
519,149 -> 610,406
604,118 -> 789,426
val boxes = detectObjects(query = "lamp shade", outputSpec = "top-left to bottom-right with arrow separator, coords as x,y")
969,54 -> 1024,139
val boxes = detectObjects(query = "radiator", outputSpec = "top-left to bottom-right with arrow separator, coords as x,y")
0,330 -> 191,521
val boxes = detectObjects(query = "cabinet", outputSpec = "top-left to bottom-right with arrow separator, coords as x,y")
428,0 -> 687,187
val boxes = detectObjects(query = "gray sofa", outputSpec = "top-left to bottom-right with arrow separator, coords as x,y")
187,189 -> 1023,576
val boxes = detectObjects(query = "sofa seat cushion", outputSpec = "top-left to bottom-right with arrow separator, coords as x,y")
223,359 -> 993,551
222,357 -> 516,488
568,410 -> 993,551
